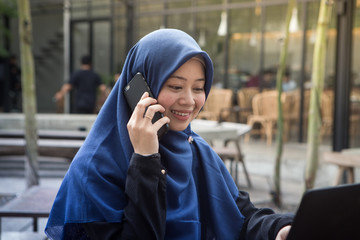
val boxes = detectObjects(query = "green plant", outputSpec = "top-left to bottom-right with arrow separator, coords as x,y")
0,0 -> 17,57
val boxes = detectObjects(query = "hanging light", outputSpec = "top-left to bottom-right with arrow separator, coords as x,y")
217,11 -> 227,36
289,7 -> 299,33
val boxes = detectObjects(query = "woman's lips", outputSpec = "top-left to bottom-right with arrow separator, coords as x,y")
171,110 -> 192,120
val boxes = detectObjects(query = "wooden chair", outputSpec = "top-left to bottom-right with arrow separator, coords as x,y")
282,90 -> 300,140
320,89 -> 334,138
197,88 -> 234,122
245,90 -> 292,145
300,89 -> 333,141
236,87 -> 259,123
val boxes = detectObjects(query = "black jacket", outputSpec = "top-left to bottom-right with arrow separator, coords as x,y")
82,153 -> 293,240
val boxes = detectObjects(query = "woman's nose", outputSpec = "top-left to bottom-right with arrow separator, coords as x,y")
179,90 -> 195,106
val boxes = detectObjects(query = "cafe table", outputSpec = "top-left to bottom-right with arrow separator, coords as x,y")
191,119 -> 252,187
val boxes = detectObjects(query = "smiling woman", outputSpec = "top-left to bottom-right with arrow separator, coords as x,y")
45,29 -> 293,240
158,57 -> 206,132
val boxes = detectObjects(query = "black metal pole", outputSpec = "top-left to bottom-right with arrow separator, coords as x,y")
333,0 -> 354,151
298,1 -> 308,143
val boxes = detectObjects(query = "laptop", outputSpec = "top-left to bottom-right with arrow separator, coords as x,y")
287,183 -> 360,240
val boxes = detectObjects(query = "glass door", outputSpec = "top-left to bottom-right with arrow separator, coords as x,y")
70,19 -> 111,112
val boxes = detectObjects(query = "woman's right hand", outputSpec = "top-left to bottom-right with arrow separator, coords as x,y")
127,92 -> 170,155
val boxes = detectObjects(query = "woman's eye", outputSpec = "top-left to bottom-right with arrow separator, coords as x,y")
194,87 -> 205,92
169,85 -> 182,90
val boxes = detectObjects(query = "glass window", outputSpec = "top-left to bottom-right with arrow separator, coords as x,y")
350,4 -> 360,147
167,13 -> 193,31
137,16 -> 163,39
302,2 -> 336,144
197,0 -> 223,5
91,0 -> 111,18
113,16 -> 127,76
166,0 -> 192,8
93,21 -> 111,81
71,22 -> 90,72
137,1 -> 164,13
305,1 -> 336,90
71,0 -> 89,19
196,10 -> 226,87
229,7 -> 261,91
263,4 -> 287,90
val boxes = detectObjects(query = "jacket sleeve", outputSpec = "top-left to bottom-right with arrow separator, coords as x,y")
236,190 -> 294,240
82,153 -> 167,240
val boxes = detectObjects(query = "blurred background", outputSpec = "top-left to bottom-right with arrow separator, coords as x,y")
0,0 -> 359,151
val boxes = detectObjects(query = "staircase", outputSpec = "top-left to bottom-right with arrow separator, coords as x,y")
0,155 -> 70,178
34,31 -> 64,63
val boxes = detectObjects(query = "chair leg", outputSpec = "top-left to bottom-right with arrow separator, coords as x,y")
283,121 -> 290,142
265,122 -> 273,145
347,167 -> 355,184
245,118 -> 255,143
334,167 -> 345,185
244,132 -> 251,143
235,140 -> 252,188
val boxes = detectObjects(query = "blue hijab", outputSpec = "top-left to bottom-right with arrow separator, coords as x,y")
45,29 -> 244,239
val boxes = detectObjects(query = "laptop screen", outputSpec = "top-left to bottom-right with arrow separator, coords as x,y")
287,183 -> 360,240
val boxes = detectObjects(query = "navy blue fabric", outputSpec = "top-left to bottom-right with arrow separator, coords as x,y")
45,29 -> 244,239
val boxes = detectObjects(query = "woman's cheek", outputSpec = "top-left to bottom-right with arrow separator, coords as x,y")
195,95 -> 206,112
158,94 -> 174,112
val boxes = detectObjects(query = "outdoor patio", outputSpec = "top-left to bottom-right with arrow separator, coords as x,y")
1,135 -> 350,239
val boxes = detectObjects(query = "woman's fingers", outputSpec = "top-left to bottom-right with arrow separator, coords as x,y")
143,104 -> 165,121
132,92 -> 157,120
153,115 -> 170,131
127,92 -> 169,155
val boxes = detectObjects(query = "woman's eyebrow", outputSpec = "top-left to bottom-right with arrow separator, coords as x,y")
169,75 -> 206,81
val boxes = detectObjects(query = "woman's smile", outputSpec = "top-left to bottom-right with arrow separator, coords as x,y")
171,110 -> 192,119
158,58 -> 206,131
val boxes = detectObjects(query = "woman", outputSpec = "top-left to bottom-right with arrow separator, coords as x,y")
45,29 -> 293,239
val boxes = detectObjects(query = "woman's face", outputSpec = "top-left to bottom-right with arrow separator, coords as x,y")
158,58 -> 206,131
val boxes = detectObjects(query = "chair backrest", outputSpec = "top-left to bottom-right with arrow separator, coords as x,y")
252,90 -> 295,120
301,89 -> 333,122
282,90 -> 301,120
237,87 -> 259,109
198,88 -> 234,121
252,90 -> 279,119
321,89 -> 334,123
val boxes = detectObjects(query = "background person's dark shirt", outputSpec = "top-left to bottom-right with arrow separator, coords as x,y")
69,69 -> 102,113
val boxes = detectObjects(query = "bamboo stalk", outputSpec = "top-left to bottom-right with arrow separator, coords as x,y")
17,0 -> 39,188
273,0 -> 295,207
305,0 -> 334,190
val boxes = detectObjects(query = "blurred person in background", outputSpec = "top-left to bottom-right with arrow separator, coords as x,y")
54,55 -> 106,114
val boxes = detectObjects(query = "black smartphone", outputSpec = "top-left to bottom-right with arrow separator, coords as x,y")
124,72 -> 169,139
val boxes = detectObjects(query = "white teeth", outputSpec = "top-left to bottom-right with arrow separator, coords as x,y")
172,110 -> 189,116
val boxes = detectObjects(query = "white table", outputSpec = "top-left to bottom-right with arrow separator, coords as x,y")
192,119 -> 251,141
191,119 -> 252,188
